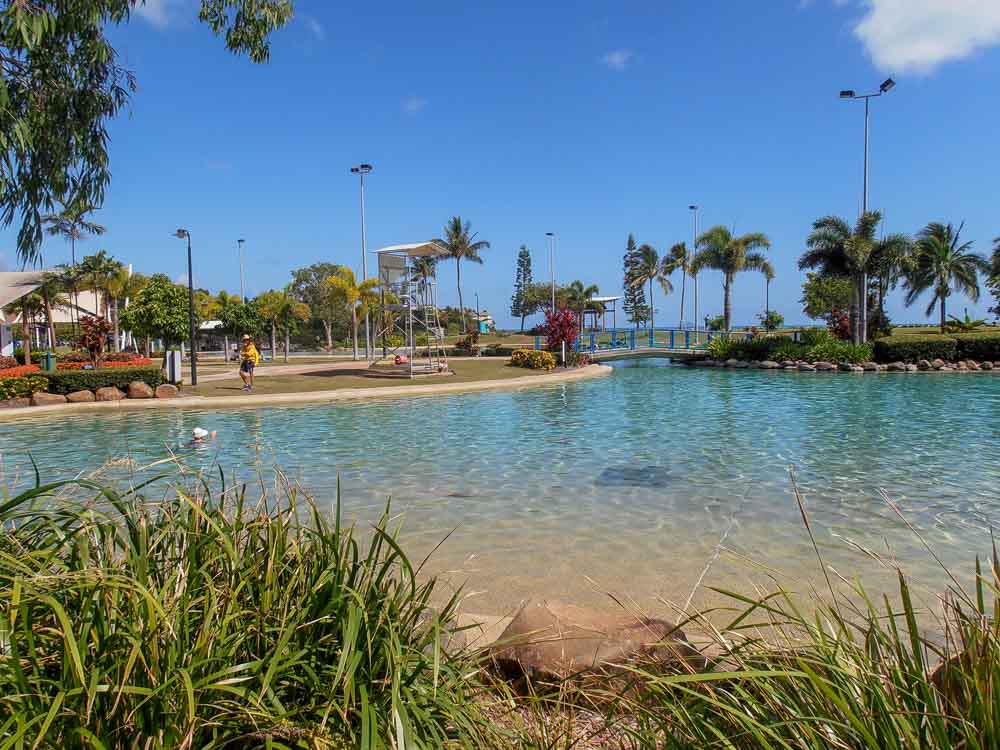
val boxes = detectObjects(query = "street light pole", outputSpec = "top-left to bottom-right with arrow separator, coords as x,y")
351,163 -> 374,359
475,292 -> 480,333
175,228 -> 198,386
840,78 -> 895,343
237,238 -> 246,302
545,232 -> 556,312
689,205 -> 699,341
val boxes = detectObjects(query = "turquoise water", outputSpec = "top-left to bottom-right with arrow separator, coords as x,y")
1,359 -> 998,611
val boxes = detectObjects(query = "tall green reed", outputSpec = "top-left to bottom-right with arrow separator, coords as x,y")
0,472 -> 496,749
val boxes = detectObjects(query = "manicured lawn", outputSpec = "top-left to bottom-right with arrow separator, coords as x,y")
186,358 -> 547,398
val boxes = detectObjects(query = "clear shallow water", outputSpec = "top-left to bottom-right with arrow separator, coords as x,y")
1,360 -> 998,613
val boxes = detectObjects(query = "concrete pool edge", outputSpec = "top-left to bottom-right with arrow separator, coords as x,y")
0,364 -> 613,419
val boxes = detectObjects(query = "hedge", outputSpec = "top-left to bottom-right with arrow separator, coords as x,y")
872,335 -> 958,363
510,349 -> 556,370
0,375 -> 48,401
44,366 -> 165,395
952,333 -> 1000,361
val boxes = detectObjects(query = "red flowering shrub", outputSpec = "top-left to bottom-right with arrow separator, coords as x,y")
827,309 -> 851,341
543,307 -> 578,355
77,315 -> 113,366
0,364 -> 41,379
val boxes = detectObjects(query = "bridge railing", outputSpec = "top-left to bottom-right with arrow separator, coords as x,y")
534,329 -> 756,354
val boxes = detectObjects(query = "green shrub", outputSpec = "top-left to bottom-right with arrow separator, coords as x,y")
804,340 -> 873,364
706,336 -> 740,360
800,328 -> 833,347
510,349 -> 556,370
0,374 -> 48,400
771,340 -> 806,363
873,335 -> 958,363
44,365 -> 164,395
953,332 -> 1000,361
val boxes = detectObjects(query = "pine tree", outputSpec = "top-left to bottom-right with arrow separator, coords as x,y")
623,234 -> 647,326
510,245 -> 534,331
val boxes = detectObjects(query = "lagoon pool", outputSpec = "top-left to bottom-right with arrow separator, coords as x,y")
2,359 -> 998,613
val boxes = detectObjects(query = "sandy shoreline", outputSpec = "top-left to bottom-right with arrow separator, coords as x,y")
0,364 -> 612,420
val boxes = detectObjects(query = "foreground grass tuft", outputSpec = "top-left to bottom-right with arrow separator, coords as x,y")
0,475 -> 496,749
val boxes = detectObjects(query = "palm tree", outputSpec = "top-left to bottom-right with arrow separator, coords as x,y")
692,227 -> 772,333
662,242 -> 692,328
31,273 -> 68,350
903,222 -> 989,333
630,244 -> 673,330
257,287 -> 311,362
562,280 -> 601,330
104,268 -> 147,351
42,201 -> 106,330
989,236 -> 1000,318
434,217 -> 490,333
800,211 -> 908,343
325,268 -> 379,360
411,257 -> 437,298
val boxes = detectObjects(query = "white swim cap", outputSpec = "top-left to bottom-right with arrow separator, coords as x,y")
192,427 -> 209,439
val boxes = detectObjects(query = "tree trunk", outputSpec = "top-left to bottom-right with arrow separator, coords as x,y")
519,313 -> 526,333
21,300 -> 31,366
859,271 -> 868,342
43,292 -> 55,350
112,298 -> 120,352
270,321 -> 277,364
679,272 -> 686,329
940,296 -> 947,334
224,335 -> 229,363
350,308 -> 358,360
284,326 -> 290,363
322,320 -> 332,350
649,279 -> 655,330
456,260 -> 466,333
849,277 -> 860,344
723,276 -> 733,332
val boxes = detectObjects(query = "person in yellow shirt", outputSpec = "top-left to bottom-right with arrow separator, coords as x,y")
239,334 -> 261,391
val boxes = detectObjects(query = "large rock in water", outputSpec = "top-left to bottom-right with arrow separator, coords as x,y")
66,390 -> 95,403
155,384 -> 179,399
95,386 -> 125,402
30,392 -> 67,407
128,381 -> 154,399
488,600 -> 703,689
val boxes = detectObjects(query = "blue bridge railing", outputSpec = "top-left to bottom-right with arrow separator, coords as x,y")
534,328 -> 755,354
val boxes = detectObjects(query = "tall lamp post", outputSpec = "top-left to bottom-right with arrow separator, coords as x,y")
840,77 -> 895,342
545,232 -> 556,312
174,228 -> 198,386
688,205 -> 699,340
237,238 -> 246,302
350,163 -> 373,359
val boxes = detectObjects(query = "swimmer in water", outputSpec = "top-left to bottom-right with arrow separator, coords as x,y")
190,427 -> 217,446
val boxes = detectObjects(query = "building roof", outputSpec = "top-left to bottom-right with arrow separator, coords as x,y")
0,271 -> 46,310
372,241 -> 450,258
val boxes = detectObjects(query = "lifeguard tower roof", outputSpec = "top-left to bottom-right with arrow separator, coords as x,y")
372,241 -> 450,258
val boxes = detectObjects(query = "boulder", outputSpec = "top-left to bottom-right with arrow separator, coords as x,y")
798,363 -> 816,371
66,390 -> 96,403
759,360 -> 779,369
733,360 -> 750,369
954,361 -> 967,371
837,362 -> 853,372
724,358 -> 740,368
488,601 -> 703,689
965,360 -> 980,371
862,361 -> 879,372
887,362 -> 907,372
155,383 -> 180,398
814,361 -> 836,371
1,397 -> 31,409
904,363 -> 918,372
127,381 -> 154,399
981,361 -> 994,371
95,386 -> 125,402
850,365 -> 865,373
30,392 -> 67,407
931,359 -> 946,370
917,359 -> 932,371
782,364 -> 798,370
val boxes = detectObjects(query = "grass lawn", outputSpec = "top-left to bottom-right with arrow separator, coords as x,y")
186,358 -> 548,398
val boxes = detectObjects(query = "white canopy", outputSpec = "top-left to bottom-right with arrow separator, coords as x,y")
590,295 -> 622,303
372,241 -> 450,259
0,271 -> 46,310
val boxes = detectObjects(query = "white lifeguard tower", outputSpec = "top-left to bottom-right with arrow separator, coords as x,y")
369,241 -> 451,378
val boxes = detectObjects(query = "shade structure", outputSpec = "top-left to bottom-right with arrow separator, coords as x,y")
0,272 -> 45,310
372,241 -> 450,259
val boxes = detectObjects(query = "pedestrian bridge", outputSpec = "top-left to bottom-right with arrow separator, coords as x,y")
532,328 -> 758,361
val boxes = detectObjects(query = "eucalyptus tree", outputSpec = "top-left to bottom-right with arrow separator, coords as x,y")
434,217 -> 490,333
692,227 -> 773,332
629,244 -> 673,330
903,222 -> 990,333
4,0 -> 293,265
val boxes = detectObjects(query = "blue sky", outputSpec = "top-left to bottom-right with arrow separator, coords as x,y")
5,0 -> 1000,328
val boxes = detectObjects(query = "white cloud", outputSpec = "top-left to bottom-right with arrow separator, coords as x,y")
852,0 -> 1000,73
600,49 -> 634,71
134,0 -> 174,28
401,96 -> 427,114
